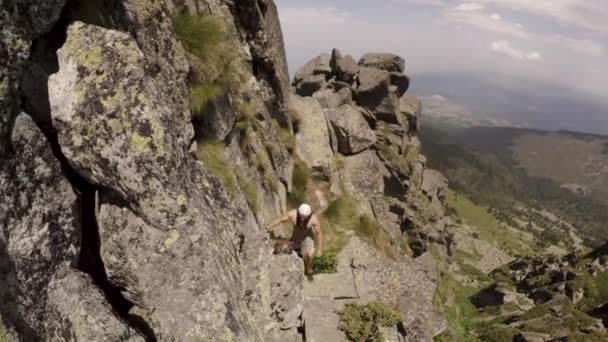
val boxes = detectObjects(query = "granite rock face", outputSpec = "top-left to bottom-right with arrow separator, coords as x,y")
1,0 -> 299,340
327,105 -> 376,155
292,94 -> 334,179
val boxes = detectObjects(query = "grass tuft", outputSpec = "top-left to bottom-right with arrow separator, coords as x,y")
196,140 -> 236,193
323,196 -> 395,258
172,12 -> 243,114
312,250 -> 338,274
338,302 -> 402,342
287,159 -> 311,207
237,173 -> 259,212
189,83 -> 222,113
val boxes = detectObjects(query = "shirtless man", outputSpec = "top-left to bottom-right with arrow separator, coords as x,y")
266,203 -> 323,280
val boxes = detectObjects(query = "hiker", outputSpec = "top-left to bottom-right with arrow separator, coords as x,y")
266,203 -> 323,280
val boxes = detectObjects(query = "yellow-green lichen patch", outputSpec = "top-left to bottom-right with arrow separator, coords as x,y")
0,80 -> 8,98
147,115 -> 167,157
128,88 -> 168,157
78,45 -> 103,69
107,118 -> 125,134
14,37 -> 29,51
176,194 -> 186,206
161,230 -> 180,252
75,152 -> 92,165
114,38 -> 142,65
94,72 -> 108,84
130,133 -> 152,153
100,92 -> 119,109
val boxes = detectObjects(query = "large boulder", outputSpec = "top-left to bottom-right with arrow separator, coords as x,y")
399,95 -> 422,134
359,53 -> 405,73
330,48 -> 359,84
421,169 -> 448,201
0,113 -> 82,339
45,268 -> 144,341
49,22 -> 191,231
296,74 -> 327,97
313,88 -> 352,109
342,150 -> 388,213
327,105 -> 376,155
390,72 -> 410,97
374,86 -> 402,123
472,284 -> 533,310
293,53 -> 331,85
291,95 -> 334,179
356,67 -> 392,112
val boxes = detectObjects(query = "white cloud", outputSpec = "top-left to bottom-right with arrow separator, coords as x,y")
445,6 -> 528,38
280,6 -> 350,26
277,1 -> 608,98
479,0 -> 608,34
491,41 -> 541,60
453,3 -> 485,11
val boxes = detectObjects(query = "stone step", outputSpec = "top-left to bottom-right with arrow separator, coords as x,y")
303,297 -> 346,342
303,272 -> 358,299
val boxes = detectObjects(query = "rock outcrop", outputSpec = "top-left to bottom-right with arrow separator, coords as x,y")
470,244 -> 608,340
289,49 -> 452,339
1,0 -> 451,341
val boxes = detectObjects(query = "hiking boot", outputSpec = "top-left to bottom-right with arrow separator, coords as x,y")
306,272 -> 314,282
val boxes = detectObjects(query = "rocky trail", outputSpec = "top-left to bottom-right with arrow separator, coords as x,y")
299,237 -> 447,342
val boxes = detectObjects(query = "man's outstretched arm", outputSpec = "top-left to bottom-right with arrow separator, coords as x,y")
265,210 -> 294,231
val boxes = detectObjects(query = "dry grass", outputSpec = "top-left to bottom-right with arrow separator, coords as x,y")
196,140 -> 236,193
172,12 -> 244,113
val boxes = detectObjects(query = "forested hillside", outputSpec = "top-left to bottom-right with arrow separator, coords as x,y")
420,125 -> 608,247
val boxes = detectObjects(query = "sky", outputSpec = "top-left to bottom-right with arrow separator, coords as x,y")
275,0 -> 608,103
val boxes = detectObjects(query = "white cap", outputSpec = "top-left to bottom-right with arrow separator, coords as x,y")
297,203 -> 312,218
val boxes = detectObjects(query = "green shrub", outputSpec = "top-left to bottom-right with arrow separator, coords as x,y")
313,250 -> 338,274
338,303 -> 402,342
196,140 -> 236,193
172,12 -> 243,113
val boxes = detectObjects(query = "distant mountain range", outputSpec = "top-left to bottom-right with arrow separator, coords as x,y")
410,72 -> 608,135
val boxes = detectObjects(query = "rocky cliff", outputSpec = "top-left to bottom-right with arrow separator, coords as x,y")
0,1 -> 450,341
